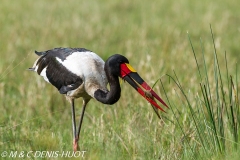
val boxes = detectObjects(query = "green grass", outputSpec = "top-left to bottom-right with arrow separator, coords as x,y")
163,27 -> 239,159
1,0 -> 240,159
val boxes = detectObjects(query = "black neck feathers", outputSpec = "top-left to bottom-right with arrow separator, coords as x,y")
94,54 -> 128,105
94,75 -> 121,105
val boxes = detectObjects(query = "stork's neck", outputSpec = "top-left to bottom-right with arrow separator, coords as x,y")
94,73 -> 121,105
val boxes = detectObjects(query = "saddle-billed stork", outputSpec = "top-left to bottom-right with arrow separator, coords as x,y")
29,48 -> 168,151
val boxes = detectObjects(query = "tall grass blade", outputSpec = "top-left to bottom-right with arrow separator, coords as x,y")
230,76 -> 239,150
210,24 -> 227,152
160,77 -> 197,159
188,33 -> 202,81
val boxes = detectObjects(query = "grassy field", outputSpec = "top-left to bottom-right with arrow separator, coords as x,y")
1,0 -> 240,159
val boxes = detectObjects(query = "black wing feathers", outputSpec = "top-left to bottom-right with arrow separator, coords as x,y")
35,48 -> 91,60
35,48 -> 87,94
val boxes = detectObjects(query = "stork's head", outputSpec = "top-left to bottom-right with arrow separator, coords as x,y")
106,54 -> 168,112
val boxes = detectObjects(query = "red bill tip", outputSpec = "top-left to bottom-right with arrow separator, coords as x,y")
137,88 -> 166,112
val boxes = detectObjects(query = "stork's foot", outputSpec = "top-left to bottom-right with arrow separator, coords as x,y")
73,138 -> 79,152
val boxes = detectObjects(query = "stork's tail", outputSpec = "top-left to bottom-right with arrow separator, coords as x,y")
28,67 -> 35,71
35,50 -> 47,56
28,50 -> 44,71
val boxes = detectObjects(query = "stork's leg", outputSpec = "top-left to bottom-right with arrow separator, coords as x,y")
71,99 -> 78,152
76,99 -> 89,148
